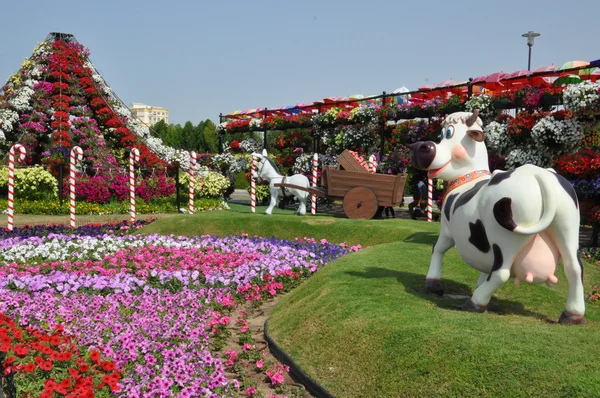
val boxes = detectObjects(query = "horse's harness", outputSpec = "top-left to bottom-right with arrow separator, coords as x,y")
257,158 -> 289,197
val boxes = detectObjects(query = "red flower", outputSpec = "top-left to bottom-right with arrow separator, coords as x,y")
90,350 -> 100,363
101,361 -> 116,371
106,118 -> 123,128
39,360 -> 53,371
24,363 -> 35,372
14,344 -> 29,357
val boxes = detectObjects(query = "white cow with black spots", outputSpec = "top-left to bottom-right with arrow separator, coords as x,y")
411,110 -> 586,325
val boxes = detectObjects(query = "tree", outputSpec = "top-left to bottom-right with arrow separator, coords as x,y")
152,120 -> 168,138
202,120 -> 218,153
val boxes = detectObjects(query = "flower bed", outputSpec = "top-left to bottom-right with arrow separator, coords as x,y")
0,222 -> 358,397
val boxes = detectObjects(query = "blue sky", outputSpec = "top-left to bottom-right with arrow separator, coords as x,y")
1,0 -> 598,124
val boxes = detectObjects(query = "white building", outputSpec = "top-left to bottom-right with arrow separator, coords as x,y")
129,103 -> 169,126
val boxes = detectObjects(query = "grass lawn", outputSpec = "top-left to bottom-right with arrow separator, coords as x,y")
140,207 -> 600,398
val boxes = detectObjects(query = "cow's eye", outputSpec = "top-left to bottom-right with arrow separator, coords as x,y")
445,126 -> 454,139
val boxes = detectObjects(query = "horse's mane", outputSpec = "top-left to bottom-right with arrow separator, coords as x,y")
263,156 -> 282,175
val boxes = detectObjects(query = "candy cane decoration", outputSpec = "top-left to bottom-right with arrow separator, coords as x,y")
368,155 -> 375,174
372,157 -> 378,173
427,178 -> 433,222
250,156 -> 257,213
69,146 -> 84,228
129,148 -> 140,223
188,151 -> 197,214
7,144 -> 26,231
311,153 -> 318,215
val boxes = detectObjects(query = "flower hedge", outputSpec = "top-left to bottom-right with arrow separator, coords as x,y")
0,222 -> 359,397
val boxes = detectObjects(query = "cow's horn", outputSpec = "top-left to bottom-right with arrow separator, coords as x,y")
466,109 -> 479,126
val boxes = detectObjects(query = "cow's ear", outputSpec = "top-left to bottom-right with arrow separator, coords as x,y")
467,129 -> 485,142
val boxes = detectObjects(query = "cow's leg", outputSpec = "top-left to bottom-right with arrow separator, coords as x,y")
425,229 -> 454,296
548,224 -> 586,325
476,272 -> 488,288
465,247 -> 516,312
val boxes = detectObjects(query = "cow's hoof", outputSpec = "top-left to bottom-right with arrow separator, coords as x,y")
461,299 -> 487,313
558,311 -> 587,325
425,279 -> 444,296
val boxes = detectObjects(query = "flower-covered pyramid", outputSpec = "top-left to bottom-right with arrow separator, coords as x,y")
0,32 -> 193,174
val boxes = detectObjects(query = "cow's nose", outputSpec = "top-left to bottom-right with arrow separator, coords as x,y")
412,141 -> 437,170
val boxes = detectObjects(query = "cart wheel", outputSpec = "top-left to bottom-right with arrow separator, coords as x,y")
343,187 -> 378,219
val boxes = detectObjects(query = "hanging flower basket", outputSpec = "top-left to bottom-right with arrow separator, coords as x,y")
492,98 -> 516,110
541,94 -> 561,108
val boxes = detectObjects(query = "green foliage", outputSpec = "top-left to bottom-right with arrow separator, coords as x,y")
234,171 -> 249,189
202,120 -> 218,153
0,165 -> 58,199
0,197 -> 226,215
151,119 -> 218,153
247,184 -> 271,202
179,170 -> 231,199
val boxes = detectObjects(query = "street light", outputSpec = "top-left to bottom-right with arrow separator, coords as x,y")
521,31 -> 540,71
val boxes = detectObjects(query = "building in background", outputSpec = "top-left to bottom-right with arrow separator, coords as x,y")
129,103 -> 169,126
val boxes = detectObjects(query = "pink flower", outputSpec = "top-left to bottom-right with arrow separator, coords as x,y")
242,344 -> 253,351
219,316 -> 231,325
256,359 -> 264,369
245,386 -> 257,396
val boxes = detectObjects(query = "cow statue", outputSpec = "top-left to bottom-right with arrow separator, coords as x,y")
411,110 -> 586,325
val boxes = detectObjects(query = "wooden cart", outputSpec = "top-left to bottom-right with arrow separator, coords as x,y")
275,150 -> 407,219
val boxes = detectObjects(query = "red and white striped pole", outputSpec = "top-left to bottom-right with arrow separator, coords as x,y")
427,178 -> 433,222
69,146 -> 84,228
7,144 -> 26,231
368,155 -> 375,174
372,156 -> 378,173
129,148 -> 140,223
188,151 -> 197,214
311,153 -> 318,215
250,156 -> 257,213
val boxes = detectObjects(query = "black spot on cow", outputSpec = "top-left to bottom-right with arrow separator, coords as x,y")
443,193 -> 459,221
488,169 -> 516,186
452,179 -> 488,215
487,244 -> 503,281
493,197 -> 517,231
552,172 -> 578,208
468,220 -> 490,253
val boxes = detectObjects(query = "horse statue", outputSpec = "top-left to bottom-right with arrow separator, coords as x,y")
250,149 -> 311,216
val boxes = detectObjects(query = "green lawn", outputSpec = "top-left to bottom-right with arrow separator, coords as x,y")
140,207 -> 600,398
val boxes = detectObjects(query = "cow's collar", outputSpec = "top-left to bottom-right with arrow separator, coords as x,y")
442,169 -> 491,203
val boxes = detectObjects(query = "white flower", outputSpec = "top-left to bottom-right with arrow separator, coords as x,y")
0,109 -> 19,133
465,94 -> 495,122
239,138 -> 261,153
7,86 -> 34,112
484,121 -> 509,153
562,81 -> 600,113
249,118 -> 262,130
506,145 -> 553,169
531,116 -> 583,155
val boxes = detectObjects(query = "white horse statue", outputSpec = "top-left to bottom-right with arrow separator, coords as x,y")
251,149 -> 311,215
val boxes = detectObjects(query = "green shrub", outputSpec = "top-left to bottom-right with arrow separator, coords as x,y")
179,170 -> 231,199
0,166 -> 58,200
0,197 -> 227,215
234,171 -> 249,189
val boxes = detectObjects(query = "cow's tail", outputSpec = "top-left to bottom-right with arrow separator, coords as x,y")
513,170 -> 557,235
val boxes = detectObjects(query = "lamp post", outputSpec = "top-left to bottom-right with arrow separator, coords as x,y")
521,31 -> 540,71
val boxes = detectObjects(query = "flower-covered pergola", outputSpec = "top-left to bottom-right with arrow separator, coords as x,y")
217,59 -> 600,153
218,59 -> 600,240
